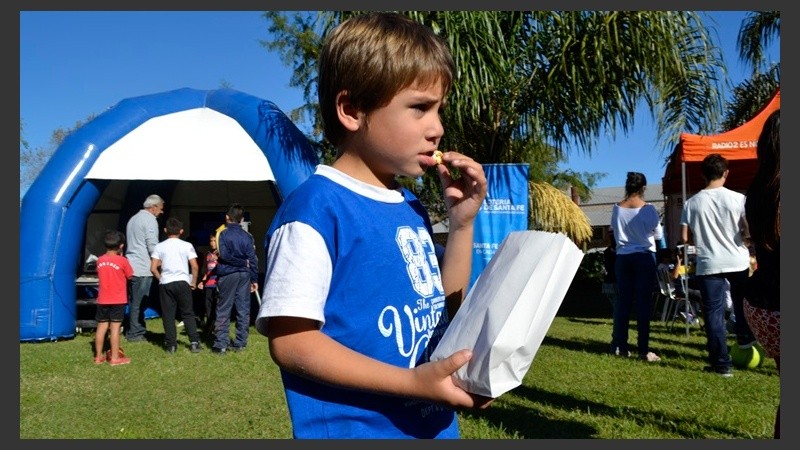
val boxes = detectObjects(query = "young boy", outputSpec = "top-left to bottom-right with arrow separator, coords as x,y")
681,153 -> 755,376
255,12 -> 490,439
150,217 -> 203,354
94,230 -> 133,366
214,203 -> 259,354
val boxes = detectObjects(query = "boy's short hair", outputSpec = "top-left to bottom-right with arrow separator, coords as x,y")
700,153 -> 728,182
103,230 -> 125,250
165,217 -> 183,236
226,203 -> 245,223
318,12 -> 455,146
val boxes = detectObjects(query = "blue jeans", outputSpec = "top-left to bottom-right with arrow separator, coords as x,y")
612,252 -> 656,356
126,276 -> 153,340
697,269 -> 753,368
214,272 -> 251,350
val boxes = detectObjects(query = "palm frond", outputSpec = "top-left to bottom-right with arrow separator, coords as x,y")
722,64 -> 780,131
528,181 -> 592,246
737,11 -> 780,76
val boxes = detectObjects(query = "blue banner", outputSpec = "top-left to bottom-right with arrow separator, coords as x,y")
469,163 -> 530,290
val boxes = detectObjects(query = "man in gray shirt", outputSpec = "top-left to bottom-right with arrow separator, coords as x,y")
125,194 -> 165,342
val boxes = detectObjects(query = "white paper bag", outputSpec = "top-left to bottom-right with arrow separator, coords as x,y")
430,230 -> 583,398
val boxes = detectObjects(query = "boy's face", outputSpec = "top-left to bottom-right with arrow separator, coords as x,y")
349,80 -> 445,185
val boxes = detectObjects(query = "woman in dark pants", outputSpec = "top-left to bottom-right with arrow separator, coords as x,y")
609,172 -> 663,362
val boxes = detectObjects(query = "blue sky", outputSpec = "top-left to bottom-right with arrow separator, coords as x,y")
20,11 -> 779,191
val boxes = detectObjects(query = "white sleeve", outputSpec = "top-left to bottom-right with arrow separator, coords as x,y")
255,221 -> 332,337
654,221 -> 664,240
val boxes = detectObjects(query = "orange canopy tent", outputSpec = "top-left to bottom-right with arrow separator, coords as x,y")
661,88 -> 780,248
662,88 -> 780,196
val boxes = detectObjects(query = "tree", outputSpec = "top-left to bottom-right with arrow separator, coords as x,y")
721,11 -> 780,131
721,65 -> 779,131
19,119 -> 29,151
737,11 -> 780,77
262,11 -> 726,245
19,116 -> 95,199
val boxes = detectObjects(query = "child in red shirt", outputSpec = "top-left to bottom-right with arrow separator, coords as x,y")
94,230 -> 134,365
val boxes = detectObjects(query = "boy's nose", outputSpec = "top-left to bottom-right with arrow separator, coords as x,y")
428,117 -> 444,144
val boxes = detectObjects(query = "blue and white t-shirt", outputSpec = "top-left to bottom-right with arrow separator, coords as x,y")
256,165 -> 458,439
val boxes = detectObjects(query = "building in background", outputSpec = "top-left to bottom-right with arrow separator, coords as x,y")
577,184 -> 665,250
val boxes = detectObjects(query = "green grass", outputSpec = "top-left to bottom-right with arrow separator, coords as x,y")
19,316 -> 779,439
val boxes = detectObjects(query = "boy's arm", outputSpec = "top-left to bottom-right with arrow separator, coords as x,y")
440,223 -> 475,318
739,208 -> 751,248
198,256 -> 206,288
434,151 -> 487,317
267,316 -> 492,408
150,257 -> 161,282
124,259 -> 134,279
189,257 -> 199,289
680,224 -> 690,245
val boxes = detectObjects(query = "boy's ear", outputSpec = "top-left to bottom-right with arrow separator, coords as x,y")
336,90 -> 362,131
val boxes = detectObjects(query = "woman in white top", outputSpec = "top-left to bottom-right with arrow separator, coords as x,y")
609,172 -> 663,362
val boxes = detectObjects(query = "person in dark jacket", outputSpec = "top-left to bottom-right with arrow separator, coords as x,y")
212,203 -> 258,353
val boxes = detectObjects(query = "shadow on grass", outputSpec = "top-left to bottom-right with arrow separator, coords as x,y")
464,384 -> 752,439
83,327 -> 168,357
547,316 -> 778,379
543,322 -> 709,366
460,400 -> 597,438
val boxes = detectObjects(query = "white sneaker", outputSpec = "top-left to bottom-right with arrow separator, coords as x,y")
638,352 -> 661,362
612,348 -> 631,357
176,321 -> 184,328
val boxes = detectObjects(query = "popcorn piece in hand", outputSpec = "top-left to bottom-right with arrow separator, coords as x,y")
433,150 -> 444,165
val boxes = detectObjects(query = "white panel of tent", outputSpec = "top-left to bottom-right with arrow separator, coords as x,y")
85,108 -> 275,181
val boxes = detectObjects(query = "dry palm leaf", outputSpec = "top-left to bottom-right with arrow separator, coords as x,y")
528,181 -> 592,246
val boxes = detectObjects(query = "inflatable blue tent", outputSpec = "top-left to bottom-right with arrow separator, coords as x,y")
20,88 -> 318,342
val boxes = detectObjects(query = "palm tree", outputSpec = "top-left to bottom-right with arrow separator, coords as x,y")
721,11 -> 780,130
262,11 -> 726,246
721,65 -> 780,131
736,11 -> 780,77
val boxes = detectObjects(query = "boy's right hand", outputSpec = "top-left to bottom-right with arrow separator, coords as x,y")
413,349 -> 494,410
435,151 -> 487,227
